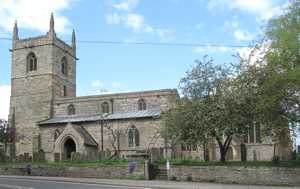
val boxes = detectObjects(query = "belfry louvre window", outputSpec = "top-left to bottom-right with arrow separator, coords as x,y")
128,126 -> 140,147
61,57 -> 68,76
68,104 -> 75,115
63,85 -> 67,97
27,52 -> 37,72
138,99 -> 146,111
101,102 -> 109,113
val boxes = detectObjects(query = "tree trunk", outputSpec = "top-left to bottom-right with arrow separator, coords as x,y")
220,146 -> 226,162
4,142 -> 7,155
203,143 -> 209,161
215,135 -> 232,162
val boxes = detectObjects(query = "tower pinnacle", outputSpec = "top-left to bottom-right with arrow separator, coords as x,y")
13,21 -> 19,41
48,13 -> 56,38
72,29 -> 76,54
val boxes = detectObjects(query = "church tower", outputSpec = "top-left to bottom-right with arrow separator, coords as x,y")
9,14 -> 76,157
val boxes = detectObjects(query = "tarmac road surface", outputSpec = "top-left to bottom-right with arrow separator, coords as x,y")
0,176 -> 299,189
0,177 -> 146,189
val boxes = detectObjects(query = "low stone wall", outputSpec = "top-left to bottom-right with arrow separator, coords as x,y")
0,164 -> 145,179
168,165 -> 300,186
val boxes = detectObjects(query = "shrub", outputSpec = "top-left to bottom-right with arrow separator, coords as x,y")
272,156 -> 280,164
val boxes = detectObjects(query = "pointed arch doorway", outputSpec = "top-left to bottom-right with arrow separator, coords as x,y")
63,137 -> 76,160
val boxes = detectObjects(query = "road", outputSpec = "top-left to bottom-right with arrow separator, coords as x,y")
0,177 -> 144,189
0,176 -> 299,189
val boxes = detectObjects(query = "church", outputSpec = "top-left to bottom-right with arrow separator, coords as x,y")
8,14 -> 290,162
8,14 -> 177,161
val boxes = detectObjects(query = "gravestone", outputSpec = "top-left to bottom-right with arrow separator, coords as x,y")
38,150 -> 45,161
54,153 -> 60,162
24,153 -> 29,162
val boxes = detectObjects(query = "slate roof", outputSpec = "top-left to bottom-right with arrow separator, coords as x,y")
73,125 -> 98,147
38,109 -> 161,125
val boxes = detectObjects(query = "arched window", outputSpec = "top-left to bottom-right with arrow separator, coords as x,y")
68,104 -> 75,115
27,52 -> 37,72
128,128 -> 134,147
54,129 -> 60,141
101,102 -> 109,113
61,57 -> 68,76
128,126 -> 139,147
138,99 -> 146,111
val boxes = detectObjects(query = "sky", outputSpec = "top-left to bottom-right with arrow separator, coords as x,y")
0,0 -> 291,121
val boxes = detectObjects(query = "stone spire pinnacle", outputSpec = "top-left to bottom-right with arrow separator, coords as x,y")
71,29 -> 76,49
13,20 -> 19,41
48,13 -> 56,38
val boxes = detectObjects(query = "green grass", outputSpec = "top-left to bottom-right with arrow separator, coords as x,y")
0,159 -> 134,168
154,158 -> 300,168
1,158 -> 300,168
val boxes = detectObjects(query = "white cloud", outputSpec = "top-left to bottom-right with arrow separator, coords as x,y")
0,85 -> 10,120
106,12 -> 176,41
106,12 -> 153,34
207,0 -> 272,13
106,0 -> 175,41
222,18 -> 239,31
156,28 -> 176,42
193,45 -> 232,54
91,80 -> 104,88
86,88 -> 112,96
113,0 -> 139,11
0,0 -> 78,33
207,0 -> 287,21
235,42 -> 270,65
234,29 -> 254,41
258,2 -> 290,21
106,12 -> 122,25
125,13 -> 153,33
195,23 -> 204,30
112,81 -> 121,88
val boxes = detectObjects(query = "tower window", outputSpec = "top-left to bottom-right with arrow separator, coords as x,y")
27,52 -> 37,72
101,102 -> 109,113
68,104 -> 75,115
61,57 -> 68,76
63,85 -> 67,97
138,99 -> 146,111
128,125 -> 139,147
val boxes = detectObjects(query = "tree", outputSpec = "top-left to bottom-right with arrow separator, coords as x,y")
163,99 -> 209,158
0,119 -> 14,155
105,124 -> 124,159
164,56 -> 252,162
256,0 -> 300,134
163,1 -> 299,162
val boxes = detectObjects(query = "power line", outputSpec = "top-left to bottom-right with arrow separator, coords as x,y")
0,37 -> 251,48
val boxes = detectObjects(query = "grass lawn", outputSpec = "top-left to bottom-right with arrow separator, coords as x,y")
0,158 -> 300,168
155,158 -> 300,168
0,159 -> 132,168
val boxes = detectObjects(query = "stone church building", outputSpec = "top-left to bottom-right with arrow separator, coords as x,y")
8,15 -> 290,162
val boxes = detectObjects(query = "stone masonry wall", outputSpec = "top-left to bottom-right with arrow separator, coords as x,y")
168,165 -> 300,186
0,164 -> 144,179
10,32 -> 76,157
53,89 -> 177,116
39,118 -> 164,161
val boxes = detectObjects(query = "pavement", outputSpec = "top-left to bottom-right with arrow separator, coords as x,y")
0,176 -> 299,189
